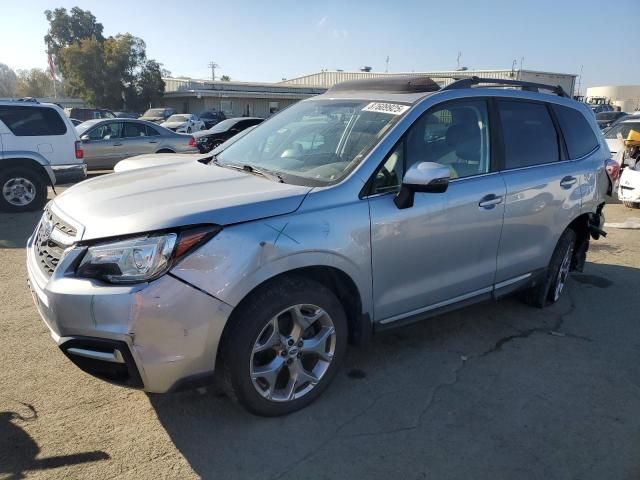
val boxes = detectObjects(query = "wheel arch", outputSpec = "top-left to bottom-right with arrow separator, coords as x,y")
216,265 -> 371,372
0,157 -> 54,186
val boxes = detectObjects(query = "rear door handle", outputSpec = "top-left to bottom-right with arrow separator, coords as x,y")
479,194 -> 503,209
560,176 -> 577,189
148,140 -> 159,144
112,143 -> 123,147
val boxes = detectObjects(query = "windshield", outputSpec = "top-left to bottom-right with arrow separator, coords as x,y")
597,112 -> 621,121
200,111 -> 217,119
143,108 -> 165,117
166,115 -> 189,123
208,119 -> 240,132
604,122 -> 640,139
76,119 -> 102,135
216,99 -> 407,184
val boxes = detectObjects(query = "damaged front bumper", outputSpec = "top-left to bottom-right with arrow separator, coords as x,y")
26,236 -> 233,393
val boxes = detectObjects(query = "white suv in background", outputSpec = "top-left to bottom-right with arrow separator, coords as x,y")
0,100 -> 86,212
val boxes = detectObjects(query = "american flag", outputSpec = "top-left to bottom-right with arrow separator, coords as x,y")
47,53 -> 57,80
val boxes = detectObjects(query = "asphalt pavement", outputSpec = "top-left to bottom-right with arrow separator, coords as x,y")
1,186 -> 639,480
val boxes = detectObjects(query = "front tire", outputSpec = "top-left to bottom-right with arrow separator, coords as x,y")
220,276 -> 348,416
0,168 -> 47,213
521,229 -> 576,308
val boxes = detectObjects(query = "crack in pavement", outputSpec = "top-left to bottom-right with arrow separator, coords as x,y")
271,288 -> 590,478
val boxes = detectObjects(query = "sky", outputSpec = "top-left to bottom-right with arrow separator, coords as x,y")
1,0 -> 638,93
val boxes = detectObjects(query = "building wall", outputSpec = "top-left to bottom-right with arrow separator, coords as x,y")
162,96 -> 300,118
280,69 -> 577,95
585,86 -> 640,112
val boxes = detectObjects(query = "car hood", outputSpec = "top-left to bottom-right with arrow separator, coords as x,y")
54,161 -> 312,240
161,121 -> 188,129
114,153 -> 206,172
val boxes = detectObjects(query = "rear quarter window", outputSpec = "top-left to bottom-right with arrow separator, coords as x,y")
552,104 -> 599,159
0,106 -> 67,136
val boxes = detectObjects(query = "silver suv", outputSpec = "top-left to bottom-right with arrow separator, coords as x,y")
26,76 -> 611,416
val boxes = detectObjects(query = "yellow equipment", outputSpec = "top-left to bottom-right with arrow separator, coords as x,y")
624,129 -> 640,147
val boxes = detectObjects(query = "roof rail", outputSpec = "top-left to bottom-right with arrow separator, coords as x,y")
441,76 -> 569,98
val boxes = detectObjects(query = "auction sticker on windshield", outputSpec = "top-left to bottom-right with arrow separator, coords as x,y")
362,102 -> 410,115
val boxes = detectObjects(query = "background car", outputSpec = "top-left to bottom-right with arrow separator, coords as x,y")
199,110 -> 227,129
160,114 -> 205,133
603,118 -> 640,156
114,111 -> 138,119
139,107 -> 176,123
596,111 -> 628,130
64,107 -> 116,121
76,118 -> 198,170
70,118 -> 83,126
192,117 -> 263,152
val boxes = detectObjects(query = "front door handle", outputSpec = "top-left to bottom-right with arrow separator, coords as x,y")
112,142 -> 123,147
479,194 -> 503,209
560,176 -> 577,189
148,140 -> 159,144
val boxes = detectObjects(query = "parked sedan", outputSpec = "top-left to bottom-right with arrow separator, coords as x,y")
193,117 -> 264,152
139,107 -> 176,124
596,111 -> 628,130
161,114 -> 205,133
76,119 -> 199,170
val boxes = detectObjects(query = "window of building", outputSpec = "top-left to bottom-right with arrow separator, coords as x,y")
498,100 -> 559,169
221,100 -> 233,117
0,106 -> 67,136
269,102 -> 280,115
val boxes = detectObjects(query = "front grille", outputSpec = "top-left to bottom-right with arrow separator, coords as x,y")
33,208 -> 78,277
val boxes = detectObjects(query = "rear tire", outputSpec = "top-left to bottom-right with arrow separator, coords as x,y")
521,229 -> 576,308
220,276 -> 348,416
0,167 -> 47,213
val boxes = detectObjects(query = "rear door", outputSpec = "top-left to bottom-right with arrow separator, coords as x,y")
495,99 -> 582,287
121,122 -> 156,158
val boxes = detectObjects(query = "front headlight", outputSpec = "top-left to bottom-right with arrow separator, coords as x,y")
76,226 -> 220,283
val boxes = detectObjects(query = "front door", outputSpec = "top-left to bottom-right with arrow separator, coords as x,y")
368,98 -> 506,323
82,121 -> 124,169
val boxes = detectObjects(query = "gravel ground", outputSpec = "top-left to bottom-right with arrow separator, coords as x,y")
1,186 -> 639,480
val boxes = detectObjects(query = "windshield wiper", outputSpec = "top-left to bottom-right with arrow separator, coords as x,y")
218,162 -> 284,183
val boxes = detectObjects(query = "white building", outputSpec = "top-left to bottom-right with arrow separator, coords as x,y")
585,85 -> 640,113
161,69 -> 578,117
279,69 -> 577,95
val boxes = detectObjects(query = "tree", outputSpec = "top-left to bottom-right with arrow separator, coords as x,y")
220,75 -> 231,81
15,69 -> 62,98
0,63 -> 17,97
45,8 -> 165,111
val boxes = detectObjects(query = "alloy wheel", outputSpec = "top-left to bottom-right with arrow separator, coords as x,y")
553,243 -> 574,301
2,177 -> 36,206
250,304 -> 336,402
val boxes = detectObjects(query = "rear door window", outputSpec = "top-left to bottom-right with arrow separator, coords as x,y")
123,122 -> 147,138
498,101 -> 560,169
0,106 -> 67,136
552,104 -> 599,159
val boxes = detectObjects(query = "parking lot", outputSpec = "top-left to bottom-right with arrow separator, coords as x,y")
0,184 -> 638,479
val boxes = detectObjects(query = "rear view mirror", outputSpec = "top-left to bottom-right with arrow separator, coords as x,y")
80,134 -> 90,142
394,162 -> 450,209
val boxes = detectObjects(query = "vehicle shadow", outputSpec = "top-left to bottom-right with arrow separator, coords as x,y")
0,211 -> 41,249
0,410 -> 109,479
149,263 -> 640,480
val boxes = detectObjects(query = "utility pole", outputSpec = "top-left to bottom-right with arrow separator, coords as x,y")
208,61 -> 219,82
457,51 -> 462,70
385,55 -> 390,73
576,65 -> 584,97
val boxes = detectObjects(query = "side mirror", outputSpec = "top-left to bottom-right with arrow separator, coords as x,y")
394,162 -> 450,209
80,134 -> 90,142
